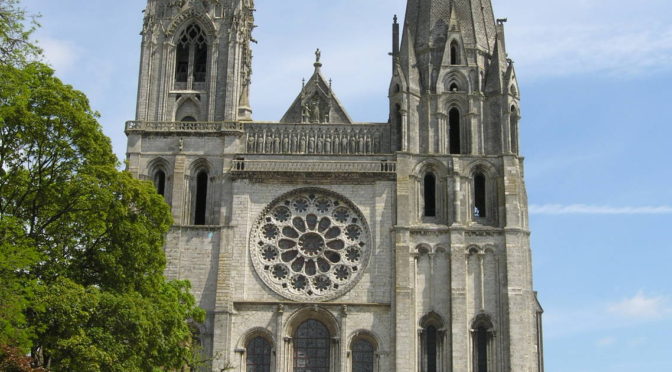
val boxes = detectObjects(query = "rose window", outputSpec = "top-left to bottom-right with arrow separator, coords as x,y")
250,188 -> 371,301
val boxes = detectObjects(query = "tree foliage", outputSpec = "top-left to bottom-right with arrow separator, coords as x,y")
0,0 -> 40,65
0,3 -> 205,370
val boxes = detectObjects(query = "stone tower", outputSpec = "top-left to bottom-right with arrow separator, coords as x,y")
125,0 -> 544,371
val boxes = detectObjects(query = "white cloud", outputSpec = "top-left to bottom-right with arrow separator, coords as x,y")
496,0 -> 672,78
596,337 -> 616,347
529,204 -> 672,215
39,37 -> 79,74
608,292 -> 671,320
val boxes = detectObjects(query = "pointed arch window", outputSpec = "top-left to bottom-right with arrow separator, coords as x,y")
474,173 -> 486,218
424,173 -> 436,217
449,108 -> 461,154
194,170 -> 208,225
154,170 -> 166,196
450,40 -> 460,65
472,316 -> 495,372
246,336 -> 272,372
175,24 -> 208,84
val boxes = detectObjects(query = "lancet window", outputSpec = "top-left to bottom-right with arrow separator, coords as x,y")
450,40 -> 460,65
449,108 -> 461,154
194,170 -> 208,225
154,170 -> 166,196
472,316 -> 495,372
424,173 -> 437,217
474,173 -> 486,218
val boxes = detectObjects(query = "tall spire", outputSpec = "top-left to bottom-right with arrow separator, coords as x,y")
403,0 -> 497,53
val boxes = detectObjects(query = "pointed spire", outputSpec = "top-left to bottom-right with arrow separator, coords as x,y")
402,0 -> 498,53
484,33 -> 506,94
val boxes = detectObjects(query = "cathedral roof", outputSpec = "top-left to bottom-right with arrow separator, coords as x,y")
280,50 -> 353,124
404,0 -> 497,52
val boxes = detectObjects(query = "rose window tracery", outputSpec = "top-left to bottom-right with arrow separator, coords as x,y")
250,189 -> 371,301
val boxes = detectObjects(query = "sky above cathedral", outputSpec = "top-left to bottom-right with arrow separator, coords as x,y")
22,0 -> 672,370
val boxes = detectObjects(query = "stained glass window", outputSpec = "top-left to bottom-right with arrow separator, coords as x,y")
294,320 -> 330,372
352,338 -> 375,372
246,337 -> 271,372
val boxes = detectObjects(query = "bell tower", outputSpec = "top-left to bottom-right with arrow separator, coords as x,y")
390,0 -> 543,371
136,0 -> 255,123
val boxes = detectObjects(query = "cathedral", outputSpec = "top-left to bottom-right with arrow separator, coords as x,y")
125,0 -> 544,371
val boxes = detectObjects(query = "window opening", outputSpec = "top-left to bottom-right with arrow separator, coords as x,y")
395,104 -> 402,150
154,170 -> 166,196
475,326 -> 489,372
181,116 -> 197,122
351,338 -> 375,372
425,325 -> 438,372
449,108 -> 461,154
450,41 -> 460,65
510,106 -> 519,154
194,171 -> 208,225
175,24 -> 208,84
449,82 -> 459,92
294,320 -> 330,372
246,336 -> 272,372
474,173 -> 486,218
424,173 -> 436,217
175,43 -> 189,82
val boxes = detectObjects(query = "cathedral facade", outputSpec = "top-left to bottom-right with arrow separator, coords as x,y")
125,0 -> 544,371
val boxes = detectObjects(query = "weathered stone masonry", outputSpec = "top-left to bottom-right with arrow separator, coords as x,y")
125,0 -> 544,371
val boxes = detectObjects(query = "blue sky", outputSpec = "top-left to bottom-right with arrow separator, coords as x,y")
22,0 -> 672,370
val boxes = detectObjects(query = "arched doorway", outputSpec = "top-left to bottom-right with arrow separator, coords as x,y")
294,319 -> 330,372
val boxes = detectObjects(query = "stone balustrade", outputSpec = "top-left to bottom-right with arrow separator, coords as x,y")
125,120 -> 244,134
232,159 -> 397,174
244,122 -> 390,155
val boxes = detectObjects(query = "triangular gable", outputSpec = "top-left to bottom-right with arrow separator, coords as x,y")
280,52 -> 352,124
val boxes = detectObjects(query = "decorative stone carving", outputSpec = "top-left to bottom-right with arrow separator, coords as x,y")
245,124 -> 386,155
250,188 -> 372,302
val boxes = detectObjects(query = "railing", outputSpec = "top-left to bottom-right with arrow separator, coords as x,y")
232,159 -> 397,174
244,122 -> 390,155
125,121 -> 244,134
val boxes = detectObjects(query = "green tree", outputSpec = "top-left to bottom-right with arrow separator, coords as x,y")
0,0 -> 40,65
0,3 -> 205,370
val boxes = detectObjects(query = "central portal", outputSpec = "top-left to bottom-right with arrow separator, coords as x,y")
294,319 -> 330,372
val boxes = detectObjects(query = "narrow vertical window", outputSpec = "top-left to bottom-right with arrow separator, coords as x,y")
395,104 -> 402,151
351,338 -> 375,372
424,173 -> 436,217
194,171 -> 208,225
425,325 -> 438,372
175,43 -> 189,82
154,170 -> 166,196
474,173 -> 486,218
246,336 -> 272,372
510,106 -> 519,154
449,108 -> 461,154
475,326 -> 489,372
194,43 -> 208,82
450,41 -> 460,65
